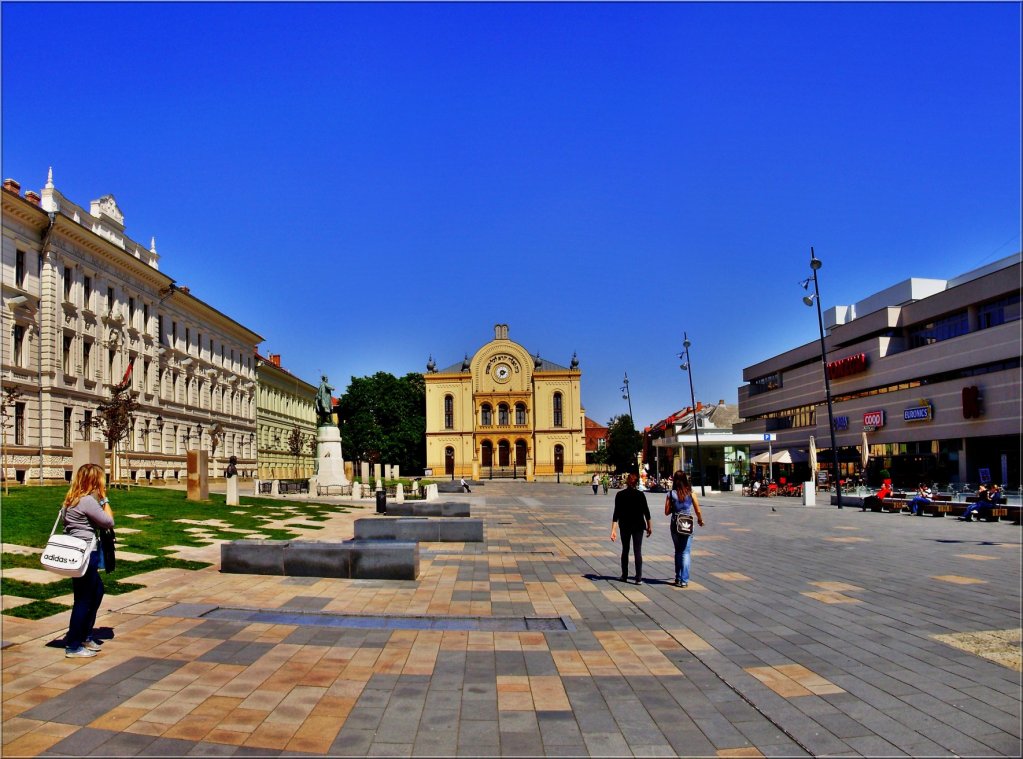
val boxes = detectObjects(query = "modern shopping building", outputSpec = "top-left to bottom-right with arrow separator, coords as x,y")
2,170 -> 262,484
255,353 -> 317,480
424,324 -> 588,481
736,254 -> 1021,488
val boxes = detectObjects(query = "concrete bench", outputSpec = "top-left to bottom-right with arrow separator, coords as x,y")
385,501 -> 471,518
353,516 -> 484,542
221,539 -> 419,580
880,498 -> 908,513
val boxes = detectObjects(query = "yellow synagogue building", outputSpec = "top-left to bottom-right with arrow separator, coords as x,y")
424,324 -> 587,482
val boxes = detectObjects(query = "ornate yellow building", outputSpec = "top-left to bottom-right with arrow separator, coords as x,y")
425,324 -> 587,482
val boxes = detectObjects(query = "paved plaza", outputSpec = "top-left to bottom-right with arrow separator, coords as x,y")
2,482 -> 1021,757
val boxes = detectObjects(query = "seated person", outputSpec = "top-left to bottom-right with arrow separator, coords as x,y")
861,480 -> 893,511
961,484 -> 992,522
989,484 -> 1004,504
909,483 -> 933,515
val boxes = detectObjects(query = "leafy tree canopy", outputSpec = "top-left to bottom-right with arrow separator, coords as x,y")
337,372 -> 425,474
605,414 -> 643,474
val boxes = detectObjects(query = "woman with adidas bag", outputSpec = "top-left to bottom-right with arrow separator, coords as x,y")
665,471 -> 704,588
61,464 -> 114,658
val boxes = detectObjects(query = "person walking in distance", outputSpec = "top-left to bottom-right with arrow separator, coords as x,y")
601,472 -> 610,495
665,470 -> 704,588
61,464 -> 115,657
611,473 -> 652,583
591,473 -> 600,495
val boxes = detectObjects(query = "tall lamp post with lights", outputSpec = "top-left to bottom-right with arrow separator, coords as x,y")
678,333 -> 705,497
621,373 -> 641,476
801,247 -> 843,508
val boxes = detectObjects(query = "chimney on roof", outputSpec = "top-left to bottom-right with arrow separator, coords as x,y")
719,399 -> 725,405
178,286 -> 190,294
24,190 -> 41,205
269,353 -> 281,367
3,179 -> 21,194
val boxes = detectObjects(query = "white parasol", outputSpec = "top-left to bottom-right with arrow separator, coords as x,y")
861,431 -> 870,471
809,436 -> 818,476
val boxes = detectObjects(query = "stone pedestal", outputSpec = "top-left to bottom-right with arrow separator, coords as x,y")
187,450 -> 209,501
72,442 -> 106,477
373,463 -> 383,482
802,483 -> 816,507
352,482 -> 363,499
395,483 -> 405,503
227,476 -> 239,506
315,425 -> 349,487
360,462 -> 370,484
344,461 -> 354,483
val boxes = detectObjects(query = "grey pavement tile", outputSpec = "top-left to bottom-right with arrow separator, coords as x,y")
341,706 -> 386,730
731,719 -> 795,746
630,744 -> 680,757
843,735 -> 908,756
45,728 -> 119,757
457,719 -> 501,747
366,742 -> 413,756
330,728 -> 375,756
975,731 -> 1023,756
354,688 -> 392,709
145,737 -> 205,756
499,732 -> 545,755
84,730 -> 157,756
542,744 -> 589,756
498,709 -> 540,734
813,710 -> 879,739
197,640 -> 274,665
581,730 -> 632,756
186,742 -> 240,756
758,740 -> 813,757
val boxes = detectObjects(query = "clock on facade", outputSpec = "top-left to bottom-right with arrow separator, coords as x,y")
494,363 -> 511,382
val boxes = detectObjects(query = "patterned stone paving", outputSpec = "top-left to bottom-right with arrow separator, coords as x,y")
1,483 -> 1020,756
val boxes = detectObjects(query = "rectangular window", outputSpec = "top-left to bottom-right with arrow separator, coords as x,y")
210,337 -> 214,355
107,286 -> 114,313
143,359 -> 151,392
158,315 -> 165,345
444,396 -> 454,429
83,341 -> 93,376
63,335 -> 73,374
172,321 -> 177,346
142,303 -> 149,332
83,276 -> 92,309
63,266 -> 73,301
185,327 -> 191,350
908,310 -> 969,348
978,294 -> 1021,330
64,407 -> 73,447
14,402 -> 25,445
553,394 -> 563,427
108,349 -> 116,382
515,405 -> 526,425
83,410 -> 92,441
197,333 -> 203,358
15,250 -> 26,287
13,325 -> 24,366
128,296 -> 136,324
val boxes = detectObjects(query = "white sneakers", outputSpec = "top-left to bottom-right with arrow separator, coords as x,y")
65,646 -> 97,658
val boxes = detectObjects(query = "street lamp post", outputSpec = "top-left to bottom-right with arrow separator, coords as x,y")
620,372 -> 633,421
678,333 -> 705,497
802,247 -> 843,508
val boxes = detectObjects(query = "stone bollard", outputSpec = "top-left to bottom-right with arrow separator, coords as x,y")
395,483 -> 405,503
352,482 -> 362,499
227,476 -> 240,506
271,479 -> 280,496
424,483 -> 439,501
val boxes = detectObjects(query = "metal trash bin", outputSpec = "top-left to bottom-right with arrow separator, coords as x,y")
375,489 -> 386,514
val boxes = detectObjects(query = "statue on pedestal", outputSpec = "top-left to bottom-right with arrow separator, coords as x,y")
315,375 -> 334,427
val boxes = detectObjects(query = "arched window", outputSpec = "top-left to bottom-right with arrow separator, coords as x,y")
515,403 -> 526,425
498,403 -> 509,426
481,440 -> 493,467
444,395 -> 454,429
553,393 -> 563,427
445,446 -> 455,475
481,403 -> 493,426
554,444 -> 565,473
498,439 -> 510,467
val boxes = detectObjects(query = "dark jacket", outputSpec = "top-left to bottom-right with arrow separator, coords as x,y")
613,488 -> 650,532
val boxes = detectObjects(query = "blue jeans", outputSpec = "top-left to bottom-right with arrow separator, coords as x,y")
910,497 -> 930,515
66,551 -> 104,650
670,521 -> 692,583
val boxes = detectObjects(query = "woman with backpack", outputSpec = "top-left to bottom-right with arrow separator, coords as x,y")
61,463 -> 114,658
665,471 -> 704,588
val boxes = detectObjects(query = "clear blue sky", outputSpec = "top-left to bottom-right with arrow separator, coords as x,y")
3,2 -> 1019,429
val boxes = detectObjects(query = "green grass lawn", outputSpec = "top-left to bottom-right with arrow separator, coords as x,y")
0,485 -> 350,619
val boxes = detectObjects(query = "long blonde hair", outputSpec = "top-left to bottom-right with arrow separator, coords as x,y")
63,463 -> 106,508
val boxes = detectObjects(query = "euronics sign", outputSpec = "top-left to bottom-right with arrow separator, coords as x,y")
904,400 -> 934,423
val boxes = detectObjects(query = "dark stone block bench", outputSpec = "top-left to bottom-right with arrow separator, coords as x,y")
385,501 -> 471,518
353,516 -> 484,542
221,540 -> 419,580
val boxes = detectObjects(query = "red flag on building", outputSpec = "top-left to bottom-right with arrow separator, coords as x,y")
113,357 -> 135,393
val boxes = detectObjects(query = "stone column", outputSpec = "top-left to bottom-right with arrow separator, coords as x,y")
360,462 -> 370,484
227,476 -> 239,506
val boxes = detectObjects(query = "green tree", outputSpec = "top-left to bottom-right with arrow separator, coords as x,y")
337,372 -> 425,474
605,414 -> 642,474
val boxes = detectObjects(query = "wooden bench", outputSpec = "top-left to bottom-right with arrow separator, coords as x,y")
880,498 -> 908,513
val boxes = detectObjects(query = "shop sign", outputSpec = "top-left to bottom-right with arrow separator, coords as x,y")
833,416 -> 849,430
903,399 -> 934,423
862,410 -> 885,431
827,353 -> 868,379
